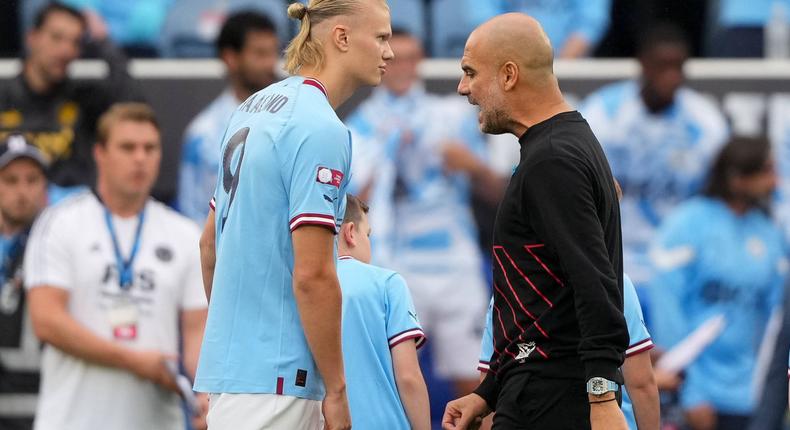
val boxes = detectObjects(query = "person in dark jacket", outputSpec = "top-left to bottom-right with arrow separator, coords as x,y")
442,13 -> 629,430
0,2 -> 140,200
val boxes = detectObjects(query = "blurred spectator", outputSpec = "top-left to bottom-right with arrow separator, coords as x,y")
647,137 -> 785,430
0,2 -> 140,201
465,0 -> 612,58
24,103 -> 207,430
580,24 -> 728,287
159,0 -> 288,58
177,11 -> 278,223
59,0 -> 174,57
346,29 -> 501,397
707,0 -> 790,57
0,135 -> 48,430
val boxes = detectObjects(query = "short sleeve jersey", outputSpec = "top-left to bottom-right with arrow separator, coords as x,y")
337,256 -> 425,429
194,77 -> 351,400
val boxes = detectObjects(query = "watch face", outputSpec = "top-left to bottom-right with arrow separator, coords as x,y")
592,378 -> 605,393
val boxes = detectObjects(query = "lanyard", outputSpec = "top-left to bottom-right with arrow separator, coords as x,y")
103,206 -> 145,290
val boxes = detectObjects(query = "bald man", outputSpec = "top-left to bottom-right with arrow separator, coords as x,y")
442,14 -> 629,430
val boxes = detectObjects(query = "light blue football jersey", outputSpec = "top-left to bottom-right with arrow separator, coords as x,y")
648,197 -> 786,414
478,274 -> 652,430
194,76 -> 351,400
337,256 -> 426,429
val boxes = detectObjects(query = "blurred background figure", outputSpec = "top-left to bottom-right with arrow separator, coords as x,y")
346,28 -> 502,399
159,0 -> 287,58
53,0 -> 174,57
0,134 -> 48,430
0,2 -> 140,202
648,137 -> 785,430
580,24 -> 729,288
177,10 -> 279,223
465,0 -> 612,58
24,103 -> 207,430
707,0 -> 790,57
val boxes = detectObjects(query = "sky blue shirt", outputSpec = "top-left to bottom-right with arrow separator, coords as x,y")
648,197 -> 786,414
62,0 -> 173,46
194,77 -> 351,400
717,0 -> 790,27
479,274 -> 652,430
337,256 -> 426,429
465,0 -> 611,51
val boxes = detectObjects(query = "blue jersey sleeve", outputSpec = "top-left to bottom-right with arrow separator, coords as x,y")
647,206 -> 699,349
478,297 -> 494,372
385,273 -> 426,350
282,122 -> 351,233
623,274 -> 654,357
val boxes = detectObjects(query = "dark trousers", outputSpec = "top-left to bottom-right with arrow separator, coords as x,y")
715,413 -> 751,430
492,372 -> 591,430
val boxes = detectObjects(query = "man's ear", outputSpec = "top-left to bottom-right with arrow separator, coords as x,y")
500,61 -> 519,91
331,25 -> 350,52
220,48 -> 239,73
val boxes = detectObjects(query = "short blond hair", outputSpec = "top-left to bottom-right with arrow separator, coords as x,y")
97,103 -> 159,145
284,0 -> 388,75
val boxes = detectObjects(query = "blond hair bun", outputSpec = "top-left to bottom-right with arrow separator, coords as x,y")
287,3 -> 308,20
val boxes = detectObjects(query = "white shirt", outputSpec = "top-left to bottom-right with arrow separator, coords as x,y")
24,191 -> 206,430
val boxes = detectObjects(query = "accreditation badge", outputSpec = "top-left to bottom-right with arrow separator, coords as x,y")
108,295 -> 138,340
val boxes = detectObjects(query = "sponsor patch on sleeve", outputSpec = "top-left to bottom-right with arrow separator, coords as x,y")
316,167 -> 344,188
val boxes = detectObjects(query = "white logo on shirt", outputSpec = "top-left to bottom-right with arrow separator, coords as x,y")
317,168 -> 332,184
515,341 -> 536,362
746,236 -> 766,258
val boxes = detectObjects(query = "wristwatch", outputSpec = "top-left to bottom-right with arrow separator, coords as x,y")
586,377 -> 618,396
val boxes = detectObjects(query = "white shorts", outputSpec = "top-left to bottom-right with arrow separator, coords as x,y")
400,268 -> 488,380
207,393 -> 322,430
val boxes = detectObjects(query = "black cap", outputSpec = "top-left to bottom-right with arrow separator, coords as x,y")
0,134 -> 48,171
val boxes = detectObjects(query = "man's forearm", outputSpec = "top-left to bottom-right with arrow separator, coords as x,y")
199,211 -> 216,302
32,298 -> 131,370
181,309 -> 207,379
293,275 -> 346,392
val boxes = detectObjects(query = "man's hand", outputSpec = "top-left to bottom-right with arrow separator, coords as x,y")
685,404 -> 716,430
442,393 -> 490,430
589,397 -> 628,430
322,390 -> 352,430
191,393 -> 209,430
442,143 -> 481,175
124,350 -> 179,393
654,368 -> 682,391
83,9 -> 109,41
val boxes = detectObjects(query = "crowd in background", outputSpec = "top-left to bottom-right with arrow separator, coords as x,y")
2,1 -> 790,430
3,0 -> 790,59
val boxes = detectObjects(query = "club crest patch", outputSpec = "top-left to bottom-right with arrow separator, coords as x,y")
316,167 -> 343,188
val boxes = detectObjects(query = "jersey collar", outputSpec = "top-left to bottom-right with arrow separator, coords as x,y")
302,77 -> 328,99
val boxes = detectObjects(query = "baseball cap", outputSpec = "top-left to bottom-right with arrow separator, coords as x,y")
0,134 -> 49,171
